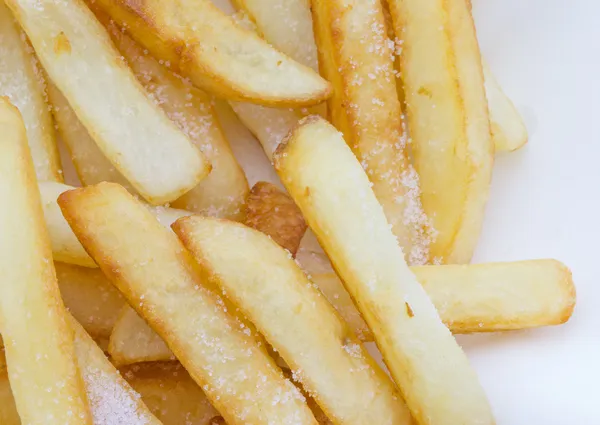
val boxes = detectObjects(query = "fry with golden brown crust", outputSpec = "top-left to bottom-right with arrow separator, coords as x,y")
6,0 -> 210,204
244,181 -> 307,255
58,182 -> 319,425
89,0 -> 330,107
0,97 -> 92,425
175,216 -> 413,425
274,116 -> 494,425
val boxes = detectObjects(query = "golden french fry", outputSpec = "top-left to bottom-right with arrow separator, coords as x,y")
0,369 -> 19,425
39,181 -> 193,267
483,60 -> 528,152
175,216 -> 413,425
90,0 -> 330,107
56,262 -> 126,341
121,362 -> 223,425
109,306 -> 174,367
311,0 -> 433,264
0,2 -> 62,182
6,0 -> 210,205
244,181 -> 307,255
58,182 -> 319,425
274,116 -> 494,425
0,98 -> 92,425
387,0 -> 494,264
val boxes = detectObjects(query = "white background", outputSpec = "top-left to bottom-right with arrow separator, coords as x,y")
60,0 -> 599,423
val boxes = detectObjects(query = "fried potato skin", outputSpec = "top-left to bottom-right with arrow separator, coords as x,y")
0,98 -> 92,425
244,181 -> 307,255
387,0 -> 493,264
89,0 -> 331,107
6,0 -> 210,204
274,116 -> 494,425
58,182 -> 319,425
174,216 -> 413,425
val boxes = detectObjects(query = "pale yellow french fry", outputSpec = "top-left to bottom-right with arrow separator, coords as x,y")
121,362 -> 223,425
311,0 -> 432,264
109,306 -> 174,367
274,117 -> 494,425
0,98 -> 92,425
387,0 -> 494,264
57,263 -> 126,341
0,2 -> 62,182
58,182 -> 319,425
483,60 -> 528,152
175,216 -> 413,425
39,181 -> 193,267
6,0 -> 210,205
90,0 -> 330,107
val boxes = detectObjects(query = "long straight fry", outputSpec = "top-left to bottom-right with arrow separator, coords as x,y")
387,0 -> 494,264
0,98 -> 92,425
0,1 -> 62,182
274,117 -> 494,425
58,182 -> 319,425
6,0 -> 210,204
175,216 -> 413,425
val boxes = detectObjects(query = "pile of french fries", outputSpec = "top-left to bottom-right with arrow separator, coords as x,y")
0,0 -> 574,424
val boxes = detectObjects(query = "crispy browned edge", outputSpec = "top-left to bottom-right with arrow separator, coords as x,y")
243,181 -> 307,255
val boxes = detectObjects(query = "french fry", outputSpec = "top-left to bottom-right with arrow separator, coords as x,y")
58,182 -> 319,425
311,0 -> 432,264
274,116 -> 494,425
56,263 -> 126,341
175,216 -> 413,425
89,0 -> 330,107
244,181 -> 307,255
109,306 -> 174,366
0,370 -> 19,425
39,181 -> 193,267
483,60 -> 528,152
0,98 -> 92,425
121,362 -> 223,425
99,14 -> 249,219
6,0 -> 210,205
386,0 -> 494,264
0,1 -> 62,182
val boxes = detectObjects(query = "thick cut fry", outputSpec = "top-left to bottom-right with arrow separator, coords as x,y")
57,263 -> 126,341
175,217 -> 413,425
58,182 -> 318,425
387,0 -> 494,264
244,181 -> 307,255
99,15 -> 249,219
109,306 -> 174,366
39,181 -> 193,267
0,98 -> 92,425
0,2 -> 62,182
274,117 -> 494,425
121,362 -> 223,425
311,0 -> 432,264
483,60 -> 528,152
90,0 -> 330,107
6,0 -> 210,204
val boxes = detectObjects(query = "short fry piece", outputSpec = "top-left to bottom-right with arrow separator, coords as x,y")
387,0 -> 494,263
311,0 -> 431,264
121,362 -> 223,425
0,98 -> 92,425
6,0 -> 210,204
244,181 -> 307,255
90,0 -> 330,107
274,117 -> 494,425
109,306 -> 174,366
58,182 -> 318,425
483,60 -> 528,152
39,181 -> 193,267
0,1 -> 62,182
175,217 -> 413,425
